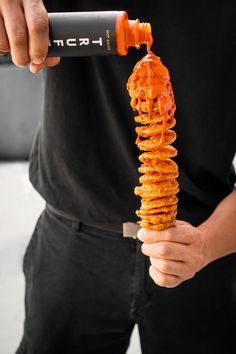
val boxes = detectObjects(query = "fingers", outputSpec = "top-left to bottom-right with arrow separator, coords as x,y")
1,1 -> 29,66
150,257 -> 194,279
0,0 -> 59,71
23,0 -> 49,64
0,15 -> 10,54
149,265 -> 181,288
29,56 -> 61,73
138,222 -> 193,245
150,257 -> 184,276
149,256 -> 195,288
142,241 -> 189,262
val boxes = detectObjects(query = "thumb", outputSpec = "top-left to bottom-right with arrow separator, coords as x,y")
137,228 -> 159,243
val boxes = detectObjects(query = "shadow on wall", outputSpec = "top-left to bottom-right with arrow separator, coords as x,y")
0,54 -> 43,161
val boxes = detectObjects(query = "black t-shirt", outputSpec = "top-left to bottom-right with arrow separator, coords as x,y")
29,0 -> 236,226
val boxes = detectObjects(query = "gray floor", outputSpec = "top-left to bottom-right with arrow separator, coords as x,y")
0,162 -> 141,354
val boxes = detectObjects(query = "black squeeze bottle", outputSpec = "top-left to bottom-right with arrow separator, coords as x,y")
48,11 -> 152,57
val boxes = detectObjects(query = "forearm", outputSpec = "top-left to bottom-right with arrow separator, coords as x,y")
199,188 -> 236,267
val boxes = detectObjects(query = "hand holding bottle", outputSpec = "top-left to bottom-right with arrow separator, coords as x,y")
0,0 -> 60,73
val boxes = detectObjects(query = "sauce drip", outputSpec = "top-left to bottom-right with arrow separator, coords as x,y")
127,51 -> 175,143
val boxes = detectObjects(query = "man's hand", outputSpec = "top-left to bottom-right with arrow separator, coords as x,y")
137,220 -> 207,288
0,0 -> 60,73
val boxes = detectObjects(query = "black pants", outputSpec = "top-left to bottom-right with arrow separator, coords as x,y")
16,207 -> 236,354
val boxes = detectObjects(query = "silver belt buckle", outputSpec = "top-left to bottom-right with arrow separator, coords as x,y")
122,222 -> 140,239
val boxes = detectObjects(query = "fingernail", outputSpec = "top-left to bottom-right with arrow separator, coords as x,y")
137,228 -> 147,241
30,64 -> 44,74
32,57 -> 45,65
29,64 -> 37,73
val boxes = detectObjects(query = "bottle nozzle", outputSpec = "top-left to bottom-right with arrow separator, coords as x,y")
116,11 -> 153,56
125,19 -> 153,51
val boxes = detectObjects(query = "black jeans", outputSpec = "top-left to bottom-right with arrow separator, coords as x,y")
16,207 -> 236,354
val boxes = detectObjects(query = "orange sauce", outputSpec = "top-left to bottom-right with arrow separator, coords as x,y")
127,47 -> 175,144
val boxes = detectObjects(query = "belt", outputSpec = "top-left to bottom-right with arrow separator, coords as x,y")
46,204 -> 140,239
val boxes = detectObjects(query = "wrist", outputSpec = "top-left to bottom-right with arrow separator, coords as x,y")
197,223 -> 216,268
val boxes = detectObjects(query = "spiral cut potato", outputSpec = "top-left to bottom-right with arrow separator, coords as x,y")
127,51 -> 179,231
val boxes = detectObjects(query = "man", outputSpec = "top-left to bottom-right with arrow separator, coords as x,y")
1,1 -> 236,353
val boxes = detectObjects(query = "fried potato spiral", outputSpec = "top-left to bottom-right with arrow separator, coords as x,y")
127,52 -> 179,231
